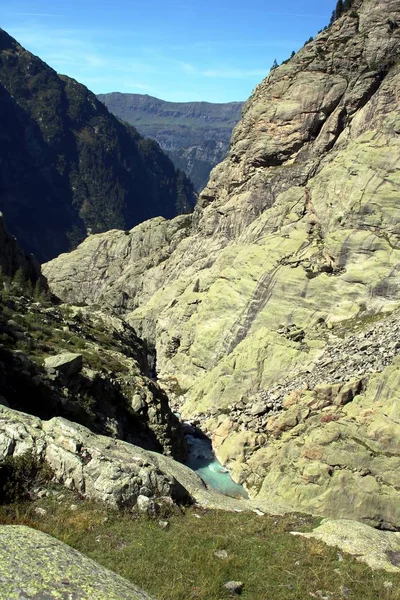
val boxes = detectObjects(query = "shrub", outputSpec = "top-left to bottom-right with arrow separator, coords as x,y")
0,451 -> 53,503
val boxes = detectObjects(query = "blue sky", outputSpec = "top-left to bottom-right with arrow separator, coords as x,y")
1,0 -> 334,103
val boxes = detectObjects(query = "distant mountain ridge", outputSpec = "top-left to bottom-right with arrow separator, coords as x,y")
0,29 -> 196,262
97,93 -> 244,191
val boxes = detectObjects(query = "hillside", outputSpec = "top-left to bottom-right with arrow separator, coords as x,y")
44,0 -> 400,528
0,29 -> 196,262
97,93 -> 243,191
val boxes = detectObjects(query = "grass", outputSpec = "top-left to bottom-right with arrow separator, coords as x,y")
0,489 -> 399,600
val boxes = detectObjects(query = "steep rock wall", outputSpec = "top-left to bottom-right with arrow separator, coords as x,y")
43,0 -> 400,525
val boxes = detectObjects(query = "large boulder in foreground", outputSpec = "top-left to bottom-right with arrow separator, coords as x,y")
0,525 -> 156,599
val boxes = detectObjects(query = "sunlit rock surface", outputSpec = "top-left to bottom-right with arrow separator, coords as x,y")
43,0 -> 400,526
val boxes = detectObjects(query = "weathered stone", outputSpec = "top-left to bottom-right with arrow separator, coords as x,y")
293,519 -> 400,573
0,525 -> 157,599
137,495 -> 156,515
223,581 -> 244,595
44,352 -> 83,378
249,402 -> 267,416
335,378 -> 364,406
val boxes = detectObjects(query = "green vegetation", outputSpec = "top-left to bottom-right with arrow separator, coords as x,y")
329,0 -> 356,25
0,490 -> 399,600
0,452 -> 53,504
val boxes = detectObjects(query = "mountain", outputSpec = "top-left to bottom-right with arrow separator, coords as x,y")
0,213 -> 257,517
0,29 -> 196,262
44,0 -> 400,529
97,93 -> 243,191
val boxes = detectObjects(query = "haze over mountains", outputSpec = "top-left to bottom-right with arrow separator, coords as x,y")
0,29 -> 196,262
98,93 -> 244,192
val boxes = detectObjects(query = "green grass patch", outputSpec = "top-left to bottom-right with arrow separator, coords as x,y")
0,492 -> 399,600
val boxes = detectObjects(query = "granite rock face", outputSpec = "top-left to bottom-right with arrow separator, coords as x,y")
0,525 -> 157,599
0,406 -> 189,508
43,0 -> 400,526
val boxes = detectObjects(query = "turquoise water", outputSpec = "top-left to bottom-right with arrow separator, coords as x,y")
185,434 -> 248,499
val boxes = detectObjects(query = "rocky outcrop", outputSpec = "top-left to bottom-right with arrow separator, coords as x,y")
0,406 -> 190,509
42,214 -> 193,312
98,93 -> 243,191
240,351 -> 400,529
0,405 -> 283,513
43,0 -> 400,526
292,519 -> 400,573
0,296 -> 187,460
0,29 -> 195,262
0,525 -> 157,599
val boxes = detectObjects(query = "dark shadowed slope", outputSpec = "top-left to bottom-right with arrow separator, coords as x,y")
0,29 -> 196,262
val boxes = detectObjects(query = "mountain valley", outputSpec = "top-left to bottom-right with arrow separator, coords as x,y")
1,0 -> 400,597
0,29 -> 196,261
97,93 -> 244,192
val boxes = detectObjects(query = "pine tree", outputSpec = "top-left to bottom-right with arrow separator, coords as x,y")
271,59 -> 279,71
335,0 -> 344,19
12,267 -> 27,293
33,279 -> 50,304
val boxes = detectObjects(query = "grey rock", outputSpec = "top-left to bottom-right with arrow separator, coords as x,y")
214,549 -> 228,559
0,525 -> 157,599
249,403 -> 267,417
44,352 -> 83,378
223,581 -> 244,595
137,495 -> 155,515
34,507 -> 47,517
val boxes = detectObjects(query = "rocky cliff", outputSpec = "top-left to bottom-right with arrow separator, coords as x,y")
44,0 -> 400,527
0,29 -> 196,262
97,93 -> 243,191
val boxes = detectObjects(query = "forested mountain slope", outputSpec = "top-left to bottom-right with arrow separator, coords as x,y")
0,30 -> 196,262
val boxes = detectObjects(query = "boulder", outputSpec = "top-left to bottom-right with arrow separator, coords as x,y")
292,519 -> 400,573
44,352 -> 83,378
0,525 -> 157,599
223,581 -> 244,595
